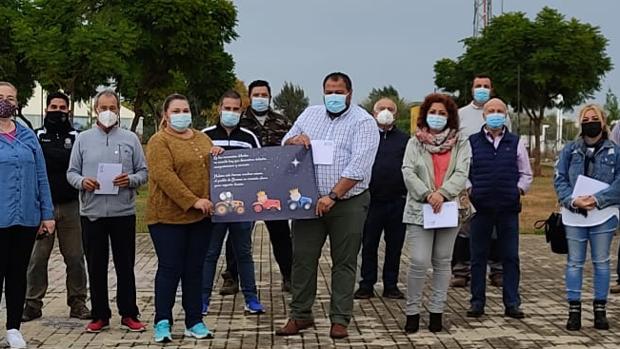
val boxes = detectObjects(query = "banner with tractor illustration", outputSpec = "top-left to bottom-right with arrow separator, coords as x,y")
210,145 -> 319,223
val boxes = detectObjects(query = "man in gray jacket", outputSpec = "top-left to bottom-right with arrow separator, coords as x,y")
67,89 -> 148,333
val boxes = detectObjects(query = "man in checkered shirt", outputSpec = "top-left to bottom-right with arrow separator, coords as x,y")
276,72 -> 379,339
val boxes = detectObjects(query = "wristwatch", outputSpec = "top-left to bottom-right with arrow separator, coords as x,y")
328,191 -> 339,201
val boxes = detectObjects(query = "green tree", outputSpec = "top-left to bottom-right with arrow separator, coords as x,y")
434,7 -> 612,176
273,81 -> 309,121
605,88 -> 620,125
360,85 -> 413,131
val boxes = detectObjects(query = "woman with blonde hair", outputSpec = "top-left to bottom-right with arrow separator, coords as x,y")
554,104 -> 620,331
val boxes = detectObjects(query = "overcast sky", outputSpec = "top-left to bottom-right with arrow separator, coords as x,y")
227,0 -> 619,110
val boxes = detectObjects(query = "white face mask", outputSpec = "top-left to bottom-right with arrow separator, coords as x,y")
98,110 -> 118,128
376,109 -> 395,125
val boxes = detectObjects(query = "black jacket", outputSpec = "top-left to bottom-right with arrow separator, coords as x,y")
35,124 -> 79,204
202,123 -> 260,150
369,127 -> 409,201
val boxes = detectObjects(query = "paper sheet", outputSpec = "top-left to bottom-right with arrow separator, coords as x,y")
572,175 -> 609,197
423,201 -> 459,229
561,175 -> 619,227
311,140 -> 334,165
94,163 -> 123,195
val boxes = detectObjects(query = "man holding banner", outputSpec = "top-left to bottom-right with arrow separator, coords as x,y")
275,72 -> 379,339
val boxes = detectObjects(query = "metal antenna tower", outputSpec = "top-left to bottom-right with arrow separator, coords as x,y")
473,0 -> 493,37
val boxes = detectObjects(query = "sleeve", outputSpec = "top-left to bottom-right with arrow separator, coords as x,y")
33,137 -> 54,220
553,145 -> 575,209
402,139 -> 432,201
147,136 -> 200,212
341,118 -> 380,181
516,139 -> 533,193
438,140 -> 472,200
128,134 -> 148,188
594,147 -> 620,208
611,123 -> 620,145
66,134 -> 85,190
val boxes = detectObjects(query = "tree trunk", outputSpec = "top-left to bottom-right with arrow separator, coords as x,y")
130,89 -> 145,132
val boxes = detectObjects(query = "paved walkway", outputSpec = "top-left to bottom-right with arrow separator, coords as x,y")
2,223 -> 620,348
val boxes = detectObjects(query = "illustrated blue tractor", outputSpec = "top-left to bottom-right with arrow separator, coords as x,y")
288,196 -> 313,211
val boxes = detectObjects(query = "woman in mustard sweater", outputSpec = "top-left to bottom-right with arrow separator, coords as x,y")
146,94 -> 223,343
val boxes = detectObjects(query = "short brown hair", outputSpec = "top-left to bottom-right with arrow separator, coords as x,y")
417,93 -> 459,130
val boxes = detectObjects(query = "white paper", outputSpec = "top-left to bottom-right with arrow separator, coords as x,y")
561,175 -> 619,227
94,163 -> 123,195
311,140 -> 334,165
423,201 -> 459,229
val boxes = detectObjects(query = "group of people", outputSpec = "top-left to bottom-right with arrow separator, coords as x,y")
0,70 -> 618,348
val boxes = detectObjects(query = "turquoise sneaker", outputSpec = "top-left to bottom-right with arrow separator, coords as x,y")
184,322 -> 214,339
154,320 -> 172,343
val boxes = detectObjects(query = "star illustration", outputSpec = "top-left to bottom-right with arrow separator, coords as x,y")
291,158 -> 300,167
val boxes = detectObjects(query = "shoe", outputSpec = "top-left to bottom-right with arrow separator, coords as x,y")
282,279 -> 292,293
428,312 -> 443,332
490,274 -> 503,287
121,317 -> 146,332
6,329 -> 27,349
594,300 -> 610,330
244,297 -> 265,314
202,302 -> 209,316
275,319 -> 315,336
466,306 -> 485,318
611,283 -> 620,294
184,322 -> 214,339
450,276 -> 468,288
70,304 -> 92,320
504,306 -> 525,319
566,301 -> 581,331
353,287 -> 375,300
220,277 -> 239,296
21,305 -> 42,322
85,319 -> 110,333
382,288 -> 405,299
329,323 -> 348,339
404,314 -> 419,334
154,320 -> 172,343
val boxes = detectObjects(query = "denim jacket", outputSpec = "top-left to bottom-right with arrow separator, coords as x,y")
0,122 -> 54,228
554,138 -> 620,210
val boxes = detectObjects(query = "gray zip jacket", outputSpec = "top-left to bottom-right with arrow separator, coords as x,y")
67,125 -> 148,220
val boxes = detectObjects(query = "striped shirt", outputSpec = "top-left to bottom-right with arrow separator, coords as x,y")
282,104 -> 380,199
202,124 -> 261,150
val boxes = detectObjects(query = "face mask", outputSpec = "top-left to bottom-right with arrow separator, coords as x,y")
221,111 -> 241,128
582,121 -> 602,138
97,110 -> 118,128
427,114 -> 448,131
44,110 -> 71,131
169,113 -> 192,132
376,109 -> 394,125
251,97 -> 270,112
0,99 -> 16,118
473,87 -> 491,104
485,113 -> 506,129
324,93 -> 348,113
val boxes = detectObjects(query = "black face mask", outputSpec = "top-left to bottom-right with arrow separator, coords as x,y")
44,111 -> 72,132
582,122 -> 602,138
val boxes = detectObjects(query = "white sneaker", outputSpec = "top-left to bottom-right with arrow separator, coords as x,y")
6,329 -> 27,349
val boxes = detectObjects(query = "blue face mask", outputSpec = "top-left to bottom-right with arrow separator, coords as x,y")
485,113 -> 506,129
473,87 -> 491,104
169,113 -> 192,132
426,114 -> 448,131
221,111 -> 241,128
324,93 -> 348,113
251,97 -> 270,112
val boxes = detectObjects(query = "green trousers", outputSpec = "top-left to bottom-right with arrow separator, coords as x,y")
289,191 -> 370,325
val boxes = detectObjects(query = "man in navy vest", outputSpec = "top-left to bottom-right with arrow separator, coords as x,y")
466,98 -> 532,319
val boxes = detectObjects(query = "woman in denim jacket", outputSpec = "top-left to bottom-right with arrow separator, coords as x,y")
554,104 -> 620,331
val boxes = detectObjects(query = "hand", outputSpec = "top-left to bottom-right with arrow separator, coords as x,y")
427,191 -> 445,214
82,177 -> 100,192
573,196 -> 596,210
315,196 -> 336,217
113,173 -> 130,188
287,133 -> 311,149
211,146 -> 224,156
582,195 -> 597,210
193,198 -> 214,216
38,220 -> 56,236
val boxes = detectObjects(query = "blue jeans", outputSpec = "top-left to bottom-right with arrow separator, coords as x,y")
202,222 -> 257,303
149,219 -> 211,328
470,211 -> 520,309
565,216 -> 618,302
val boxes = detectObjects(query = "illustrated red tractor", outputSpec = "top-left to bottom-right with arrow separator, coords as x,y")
252,191 -> 282,213
214,192 -> 246,216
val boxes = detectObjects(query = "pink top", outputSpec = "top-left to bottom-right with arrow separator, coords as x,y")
0,129 -> 16,143
432,150 -> 452,189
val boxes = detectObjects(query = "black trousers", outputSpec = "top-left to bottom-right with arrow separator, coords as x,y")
81,216 -> 139,320
226,220 -> 292,282
0,225 -> 37,330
